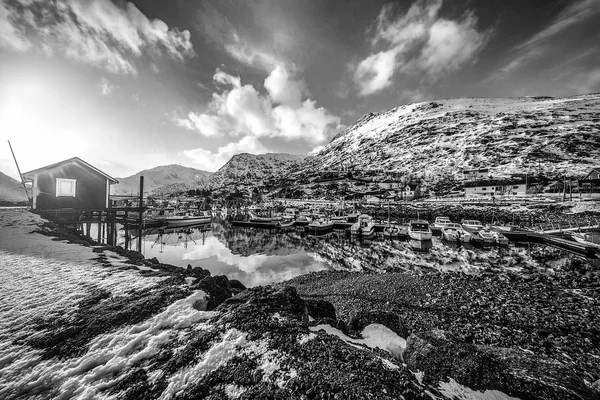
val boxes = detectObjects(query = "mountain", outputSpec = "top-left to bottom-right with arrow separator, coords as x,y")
300,94 -> 600,181
209,153 -> 305,188
0,171 -> 28,203
111,165 -> 212,196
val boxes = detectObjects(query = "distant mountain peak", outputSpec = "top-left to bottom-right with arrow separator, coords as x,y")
112,165 -> 212,195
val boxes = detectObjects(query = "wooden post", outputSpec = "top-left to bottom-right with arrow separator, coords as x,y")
138,176 -> 144,253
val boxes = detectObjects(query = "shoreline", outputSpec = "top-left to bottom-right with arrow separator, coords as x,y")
2,208 -> 599,399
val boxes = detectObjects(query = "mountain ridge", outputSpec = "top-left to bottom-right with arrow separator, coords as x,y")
111,164 -> 212,195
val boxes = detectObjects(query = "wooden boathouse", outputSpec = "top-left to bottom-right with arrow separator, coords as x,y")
21,157 -> 146,249
22,157 -> 118,210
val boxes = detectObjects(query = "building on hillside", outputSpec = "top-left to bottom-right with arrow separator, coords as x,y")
400,183 -> 421,200
21,157 -> 118,210
365,195 -> 382,204
578,167 -> 600,193
465,179 -> 527,198
462,167 -> 493,181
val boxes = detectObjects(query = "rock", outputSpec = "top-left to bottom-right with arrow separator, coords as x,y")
305,298 -> 336,320
213,275 -> 229,289
404,330 -> 598,400
349,310 -> 408,338
591,379 -> 600,396
147,257 -> 160,264
228,279 -> 246,292
195,276 -> 232,310
191,266 -> 211,278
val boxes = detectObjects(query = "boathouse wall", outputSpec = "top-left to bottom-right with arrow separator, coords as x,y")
25,160 -> 113,210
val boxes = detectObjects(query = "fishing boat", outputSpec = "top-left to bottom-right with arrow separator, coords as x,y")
248,211 -> 279,223
350,214 -> 376,238
408,220 -> 432,241
163,210 -> 211,227
491,230 -> 510,245
277,220 -> 296,230
570,232 -> 600,249
433,216 -> 452,229
308,217 -> 334,234
383,223 -> 405,238
461,219 -> 485,233
441,223 -> 472,242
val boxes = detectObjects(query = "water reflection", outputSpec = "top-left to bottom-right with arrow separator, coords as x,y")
117,221 -> 600,287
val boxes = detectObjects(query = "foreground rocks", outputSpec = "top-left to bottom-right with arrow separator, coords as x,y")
288,270 -> 600,399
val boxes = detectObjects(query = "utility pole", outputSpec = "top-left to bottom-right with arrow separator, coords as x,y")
7,140 -> 30,200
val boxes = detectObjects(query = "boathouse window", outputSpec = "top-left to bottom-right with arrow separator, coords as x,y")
56,178 -> 77,197
512,185 -> 519,189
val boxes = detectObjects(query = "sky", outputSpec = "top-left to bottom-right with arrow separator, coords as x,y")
1,0 -> 599,180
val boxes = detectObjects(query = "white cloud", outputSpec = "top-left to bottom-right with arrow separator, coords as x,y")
183,136 -> 268,172
353,0 -> 489,96
177,66 -> 339,144
0,0 -> 195,74
99,78 -> 118,96
0,0 -> 31,51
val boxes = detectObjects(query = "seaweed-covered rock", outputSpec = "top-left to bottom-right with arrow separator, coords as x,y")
305,298 -> 337,320
404,330 -> 598,400
195,276 -> 232,310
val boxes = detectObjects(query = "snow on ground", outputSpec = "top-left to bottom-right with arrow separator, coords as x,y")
310,323 -> 406,360
438,378 -> 521,400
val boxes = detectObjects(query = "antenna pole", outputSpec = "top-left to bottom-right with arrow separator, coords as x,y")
7,140 -> 30,200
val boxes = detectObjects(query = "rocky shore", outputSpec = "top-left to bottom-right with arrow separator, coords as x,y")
2,208 -> 599,399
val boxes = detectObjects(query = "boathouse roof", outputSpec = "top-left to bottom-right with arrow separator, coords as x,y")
21,157 -> 118,184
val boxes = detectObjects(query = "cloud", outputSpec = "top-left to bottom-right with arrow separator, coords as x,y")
99,78 -> 118,96
183,136 -> 268,172
177,66 -> 339,144
494,0 -> 600,78
0,0 -> 195,74
353,0 -> 490,96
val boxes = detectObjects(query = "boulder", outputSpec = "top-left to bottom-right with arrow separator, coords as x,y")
403,330 -> 598,400
349,310 -> 408,338
305,298 -> 336,320
228,279 -> 247,292
195,276 -> 232,311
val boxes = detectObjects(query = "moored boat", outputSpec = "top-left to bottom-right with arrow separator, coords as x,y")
382,223 -> 404,238
308,217 -> 334,234
163,210 -> 211,227
476,228 -> 495,244
461,219 -> 485,233
441,223 -> 471,242
570,232 -> 600,249
408,220 -> 432,241
433,216 -> 452,229
350,214 -> 376,237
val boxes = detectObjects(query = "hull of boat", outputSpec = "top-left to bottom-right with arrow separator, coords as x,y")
409,231 -> 432,241
165,217 -> 211,227
308,224 -> 334,234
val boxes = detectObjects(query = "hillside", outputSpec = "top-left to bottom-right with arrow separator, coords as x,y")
299,94 -> 600,181
209,153 -> 305,188
111,165 -> 212,196
0,171 -> 28,203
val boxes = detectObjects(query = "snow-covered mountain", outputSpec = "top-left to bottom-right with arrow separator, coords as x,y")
0,171 -> 28,203
209,153 -> 305,188
112,165 -> 212,195
300,94 -> 600,180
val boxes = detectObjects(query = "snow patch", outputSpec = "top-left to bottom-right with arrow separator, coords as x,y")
309,323 -> 406,360
297,333 -> 317,345
438,378 -> 521,400
224,383 -> 247,399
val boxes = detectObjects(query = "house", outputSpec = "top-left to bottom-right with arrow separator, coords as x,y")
365,195 -> 382,204
465,179 -> 527,198
21,157 -> 118,210
462,168 -> 493,181
400,183 -> 421,200
578,167 -> 600,192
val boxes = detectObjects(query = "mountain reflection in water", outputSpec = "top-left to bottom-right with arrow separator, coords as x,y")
118,221 -> 599,287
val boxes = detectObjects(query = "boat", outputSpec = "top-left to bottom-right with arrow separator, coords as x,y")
491,230 -> 509,245
277,220 -> 296,230
308,217 -> 334,234
248,211 -> 279,223
461,219 -> 485,233
441,223 -> 472,242
408,220 -> 432,241
570,232 -> 600,249
433,216 -> 452,229
476,228 -> 495,244
163,210 -> 211,227
350,214 -> 376,237
382,223 -> 404,238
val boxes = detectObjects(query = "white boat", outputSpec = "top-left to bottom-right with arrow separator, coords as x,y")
571,232 -> 600,249
164,211 -> 211,227
350,214 -> 376,237
491,230 -> 509,245
441,223 -> 472,242
477,228 -> 495,244
433,216 -> 452,229
308,217 -> 334,234
408,220 -> 432,241
462,219 -> 485,232
248,211 -> 279,223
